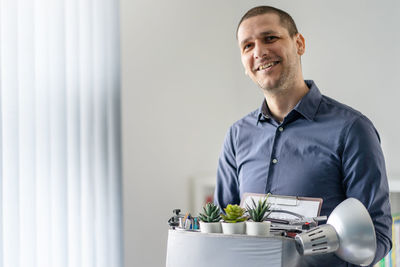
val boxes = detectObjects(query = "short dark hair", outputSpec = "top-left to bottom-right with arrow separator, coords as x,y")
236,6 -> 298,38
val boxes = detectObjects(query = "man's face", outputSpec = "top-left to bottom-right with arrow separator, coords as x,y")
237,13 -> 305,92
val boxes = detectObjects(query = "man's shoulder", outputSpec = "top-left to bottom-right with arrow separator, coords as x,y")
319,94 -> 378,137
319,94 -> 364,121
230,108 -> 260,130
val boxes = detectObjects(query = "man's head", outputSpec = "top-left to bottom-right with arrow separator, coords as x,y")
236,6 -> 299,39
237,6 -> 305,93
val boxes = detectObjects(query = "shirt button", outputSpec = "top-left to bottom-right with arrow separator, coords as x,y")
278,127 -> 284,132
272,158 -> 278,164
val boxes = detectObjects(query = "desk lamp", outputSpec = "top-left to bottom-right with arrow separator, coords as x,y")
294,198 -> 376,266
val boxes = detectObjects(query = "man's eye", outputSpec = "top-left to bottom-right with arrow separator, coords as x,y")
243,44 -> 252,51
264,36 -> 277,42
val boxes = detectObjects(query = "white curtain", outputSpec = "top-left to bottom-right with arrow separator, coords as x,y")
0,0 -> 123,266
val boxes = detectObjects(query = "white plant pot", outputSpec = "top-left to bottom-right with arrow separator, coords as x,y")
199,221 -> 222,233
246,221 -> 271,236
221,221 -> 246,235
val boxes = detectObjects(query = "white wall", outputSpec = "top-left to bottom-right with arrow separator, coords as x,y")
120,1 -> 400,266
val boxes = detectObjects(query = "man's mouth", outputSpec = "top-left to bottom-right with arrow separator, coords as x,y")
257,61 -> 279,71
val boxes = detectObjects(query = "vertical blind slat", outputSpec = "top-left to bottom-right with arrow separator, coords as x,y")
35,0 -> 51,265
79,0 -> 95,266
93,0 -> 109,265
1,0 -> 20,266
106,0 -> 123,265
0,0 -> 3,261
48,0 -> 67,266
65,0 -> 81,266
18,0 -> 36,266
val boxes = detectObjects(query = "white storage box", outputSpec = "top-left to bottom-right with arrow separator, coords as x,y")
166,194 -> 328,267
166,229 -> 302,267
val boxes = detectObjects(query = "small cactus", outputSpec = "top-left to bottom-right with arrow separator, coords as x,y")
221,204 -> 247,223
198,202 -> 221,223
246,196 -> 271,222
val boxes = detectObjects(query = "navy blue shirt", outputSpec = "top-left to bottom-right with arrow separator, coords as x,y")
214,80 -> 392,266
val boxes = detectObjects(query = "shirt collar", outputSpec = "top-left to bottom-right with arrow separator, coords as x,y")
257,99 -> 272,123
294,80 -> 322,121
257,80 -> 322,124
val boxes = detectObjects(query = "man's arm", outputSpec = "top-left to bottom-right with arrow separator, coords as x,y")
214,127 -> 240,210
341,115 -> 392,265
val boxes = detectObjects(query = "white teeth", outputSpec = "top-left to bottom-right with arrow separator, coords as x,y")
259,62 -> 276,70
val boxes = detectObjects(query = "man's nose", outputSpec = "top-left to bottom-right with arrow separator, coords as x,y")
253,42 -> 267,59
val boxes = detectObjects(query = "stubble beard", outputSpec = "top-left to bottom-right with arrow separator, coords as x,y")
258,60 -> 298,96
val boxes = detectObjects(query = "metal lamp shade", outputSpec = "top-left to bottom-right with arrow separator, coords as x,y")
327,198 -> 376,265
295,198 -> 376,266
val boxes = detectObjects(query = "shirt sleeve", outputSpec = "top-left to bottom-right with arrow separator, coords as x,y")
214,126 -> 240,210
341,115 -> 392,265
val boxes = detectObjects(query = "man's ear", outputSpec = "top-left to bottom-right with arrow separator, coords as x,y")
296,33 -> 306,55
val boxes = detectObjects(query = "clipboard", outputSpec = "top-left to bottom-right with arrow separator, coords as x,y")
240,193 -> 323,221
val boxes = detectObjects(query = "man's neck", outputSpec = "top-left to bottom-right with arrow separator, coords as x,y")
263,80 -> 309,123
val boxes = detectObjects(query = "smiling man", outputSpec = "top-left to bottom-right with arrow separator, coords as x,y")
214,6 -> 392,266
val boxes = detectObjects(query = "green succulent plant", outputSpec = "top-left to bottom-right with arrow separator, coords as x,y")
246,196 -> 271,222
198,202 -> 221,223
221,204 -> 247,223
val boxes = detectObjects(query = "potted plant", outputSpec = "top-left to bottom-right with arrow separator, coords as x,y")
198,202 -> 222,233
221,204 -> 247,234
245,196 -> 272,236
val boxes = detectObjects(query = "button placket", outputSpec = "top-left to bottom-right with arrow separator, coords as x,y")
271,125 -> 284,165
266,125 -> 284,192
